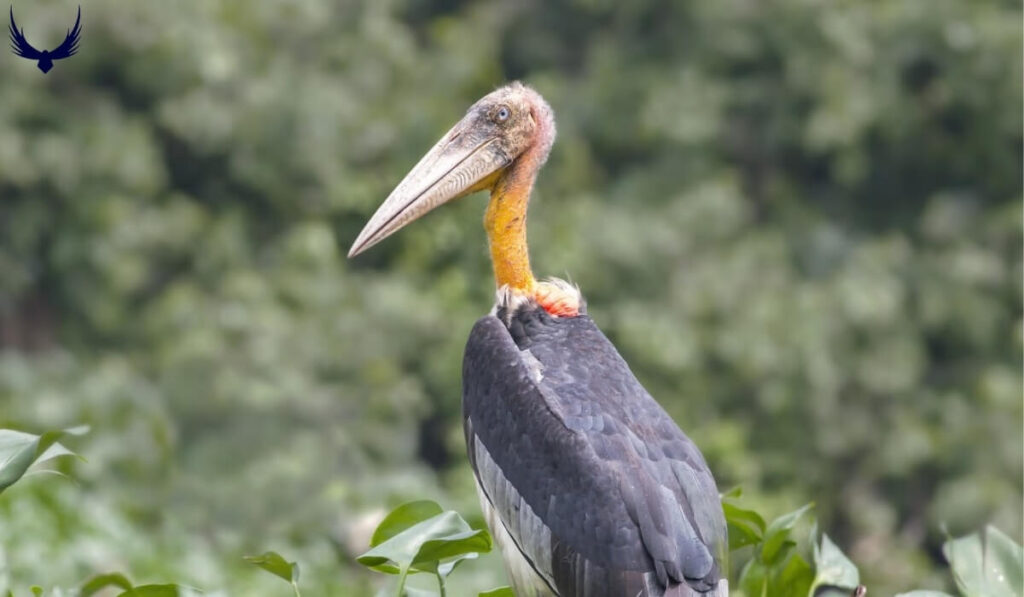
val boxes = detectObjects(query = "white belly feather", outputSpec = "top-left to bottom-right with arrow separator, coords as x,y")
471,430 -> 557,597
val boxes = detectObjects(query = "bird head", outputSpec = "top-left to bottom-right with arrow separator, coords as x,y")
348,82 -> 555,258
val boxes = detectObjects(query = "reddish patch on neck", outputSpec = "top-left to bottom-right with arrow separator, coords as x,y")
534,283 -> 580,318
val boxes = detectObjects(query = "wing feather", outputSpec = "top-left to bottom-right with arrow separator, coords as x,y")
463,310 -> 727,596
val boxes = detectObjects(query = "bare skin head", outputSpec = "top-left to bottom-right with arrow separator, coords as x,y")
349,82 -> 578,316
347,83 -> 555,258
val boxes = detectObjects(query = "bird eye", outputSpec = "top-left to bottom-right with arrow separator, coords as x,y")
496,106 -> 511,122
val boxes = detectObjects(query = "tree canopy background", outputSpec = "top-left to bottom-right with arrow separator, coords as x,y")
0,0 -> 1020,594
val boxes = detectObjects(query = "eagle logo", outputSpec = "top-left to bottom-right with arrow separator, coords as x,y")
9,5 -> 81,73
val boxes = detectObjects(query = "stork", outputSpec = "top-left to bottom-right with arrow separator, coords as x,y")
349,83 -> 728,597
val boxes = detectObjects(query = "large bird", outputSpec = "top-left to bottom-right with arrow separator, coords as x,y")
349,83 -> 728,597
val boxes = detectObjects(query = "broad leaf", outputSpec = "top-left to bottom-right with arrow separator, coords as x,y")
985,525 -> 1024,597
723,500 -> 766,551
437,551 -> 478,578
358,509 -> 492,585
944,530 -> 987,597
944,526 -> 1023,597
742,551 -> 814,597
78,573 -> 183,597
811,533 -> 860,593
740,503 -> 820,597
0,426 -> 88,494
244,551 -> 300,584
414,529 -> 490,570
80,573 -> 134,596
478,588 -> 515,597
773,553 -> 813,597
761,503 -> 813,565
245,550 -> 301,595
371,501 -> 445,547
739,557 -> 769,597
721,486 -> 743,500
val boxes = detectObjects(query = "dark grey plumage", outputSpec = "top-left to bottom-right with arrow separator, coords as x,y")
463,296 -> 728,597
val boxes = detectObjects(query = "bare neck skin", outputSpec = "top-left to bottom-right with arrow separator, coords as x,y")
482,108 -> 578,317
484,152 -> 541,293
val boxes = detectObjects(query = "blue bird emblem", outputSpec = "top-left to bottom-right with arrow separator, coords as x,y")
9,5 -> 81,73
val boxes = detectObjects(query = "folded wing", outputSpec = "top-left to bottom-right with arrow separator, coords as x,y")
463,309 -> 727,596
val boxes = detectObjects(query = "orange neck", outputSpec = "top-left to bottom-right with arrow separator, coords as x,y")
484,148 -> 542,293
482,106 -> 579,317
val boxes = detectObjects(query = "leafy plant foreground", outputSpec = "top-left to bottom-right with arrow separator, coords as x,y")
0,0 -> 1019,595
2,435 -> 1020,596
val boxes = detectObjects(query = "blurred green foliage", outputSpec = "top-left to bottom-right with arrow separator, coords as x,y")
0,0 -> 1020,595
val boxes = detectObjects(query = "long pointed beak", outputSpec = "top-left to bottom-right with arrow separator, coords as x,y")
348,118 -> 510,258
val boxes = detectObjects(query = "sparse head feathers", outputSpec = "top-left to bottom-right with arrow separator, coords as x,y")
349,82 -> 576,315
471,82 -> 557,167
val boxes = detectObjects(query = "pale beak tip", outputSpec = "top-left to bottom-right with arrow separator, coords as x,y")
348,229 -> 383,258
347,241 -> 366,259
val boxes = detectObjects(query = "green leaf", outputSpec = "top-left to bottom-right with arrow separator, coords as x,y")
739,557 -> 768,597
893,592 -> 956,597
437,551 -> 479,578
478,587 -> 515,597
810,533 -> 860,593
244,550 -> 300,595
723,500 -> 767,551
943,526 -> 1023,597
415,529 -> 491,570
772,553 -> 813,597
728,522 -> 763,552
358,509 -> 492,588
30,588 -> 42,597
761,503 -> 814,565
0,426 -> 88,494
371,501 -> 445,547
80,573 -> 135,596
721,486 -> 743,500
244,551 -> 300,584
985,525 -> 1024,597
944,530 -> 986,597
